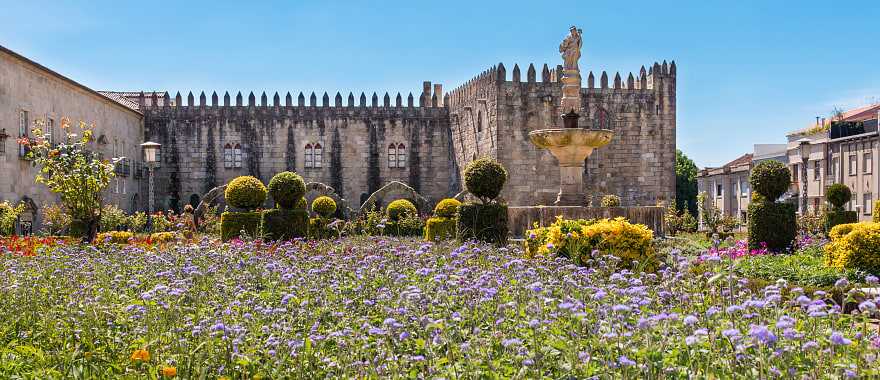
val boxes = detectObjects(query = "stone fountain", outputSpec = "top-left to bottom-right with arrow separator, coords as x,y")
528,26 -> 613,206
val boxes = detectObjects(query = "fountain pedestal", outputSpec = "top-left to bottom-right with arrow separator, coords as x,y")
528,128 -> 613,206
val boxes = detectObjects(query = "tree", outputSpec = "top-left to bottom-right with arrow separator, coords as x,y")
675,149 -> 698,216
22,117 -> 116,242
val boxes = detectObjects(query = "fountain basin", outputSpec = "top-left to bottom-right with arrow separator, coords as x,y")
528,128 -> 613,165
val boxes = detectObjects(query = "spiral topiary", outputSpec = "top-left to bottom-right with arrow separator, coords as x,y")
387,199 -> 418,221
311,196 -> 337,218
749,161 -> 791,201
225,176 -> 267,210
826,183 -> 852,211
433,198 -> 461,218
267,171 -> 306,209
464,157 -> 508,203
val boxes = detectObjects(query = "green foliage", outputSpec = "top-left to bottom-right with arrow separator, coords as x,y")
747,200 -> 796,252
385,212 -> 424,237
433,198 -> 461,218
150,212 -> 174,233
875,201 -> 880,222
96,231 -> 133,244
456,202 -> 508,245
268,171 -> 306,209
261,209 -> 308,241
697,192 -> 722,233
0,201 -> 25,236
675,149 -> 698,216
664,204 -> 697,236
425,217 -> 456,241
40,204 -> 71,236
225,176 -> 268,210
387,199 -> 418,221
463,157 -> 508,203
220,211 -> 262,241
295,197 -> 308,210
308,216 -> 336,240
149,232 -> 177,243
311,196 -> 337,218
25,119 -> 115,241
128,212 -> 147,233
600,195 -> 621,208
826,183 -> 852,211
735,246 -> 864,287
99,204 -> 129,232
824,210 -> 858,232
825,222 -> 880,274
749,160 -> 791,201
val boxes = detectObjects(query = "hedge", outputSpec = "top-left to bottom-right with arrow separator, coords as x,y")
825,222 -> 880,273
308,216 -> 335,240
425,217 -> 456,241
220,211 -> 262,241
261,209 -> 308,241
267,172 -> 306,209
825,210 -> 858,232
225,176 -> 268,210
747,200 -> 796,252
456,202 -> 508,245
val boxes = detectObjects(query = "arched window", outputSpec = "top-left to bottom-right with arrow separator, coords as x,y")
388,143 -> 397,168
594,108 -> 610,129
304,144 -> 314,168
223,143 -> 233,168
396,143 -> 406,168
313,143 -> 323,168
233,144 -> 243,168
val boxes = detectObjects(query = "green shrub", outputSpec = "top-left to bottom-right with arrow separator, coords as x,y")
824,210 -> 858,231
308,216 -> 335,239
68,219 -> 89,238
433,198 -> 461,218
825,222 -> 880,273
295,197 -> 308,210
220,211 -> 262,241
225,176 -> 268,210
826,183 -> 852,211
387,199 -> 418,221
464,157 -> 508,203
600,195 -> 621,207
267,171 -> 306,209
747,200 -> 796,252
40,204 -> 71,236
149,232 -> 178,243
456,202 -> 508,245
749,161 -> 791,201
0,201 -> 24,236
875,201 -> 880,222
99,204 -> 129,232
261,209 -> 308,241
311,196 -> 337,218
425,217 -> 456,241
385,212 -> 424,237
735,247 -> 863,287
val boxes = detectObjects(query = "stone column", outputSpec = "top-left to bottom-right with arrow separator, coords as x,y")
560,69 -> 582,116
557,160 -> 586,205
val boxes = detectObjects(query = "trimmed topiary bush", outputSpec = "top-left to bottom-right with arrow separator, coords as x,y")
261,209 -> 308,241
600,195 -> 621,208
312,196 -> 337,218
464,157 -> 508,203
826,183 -> 852,211
225,176 -> 268,210
309,217 -> 337,239
387,199 -> 418,221
747,200 -> 796,252
220,211 -> 262,241
456,202 -> 508,245
825,222 -> 880,273
825,210 -> 858,232
749,161 -> 791,201
385,212 -> 424,237
295,197 -> 308,210
268,172 -> 306,209
425,217 -> 456,241
433,198 -> 461,218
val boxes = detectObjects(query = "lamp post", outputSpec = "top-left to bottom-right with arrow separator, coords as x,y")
797,138 -> 810,215
141,141 -> 161,231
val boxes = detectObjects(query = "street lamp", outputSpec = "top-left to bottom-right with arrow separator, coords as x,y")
141,141 -> 161,231
797,138 -> 810,215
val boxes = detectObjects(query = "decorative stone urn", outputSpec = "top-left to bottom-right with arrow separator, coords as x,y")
529,128 -> 613,205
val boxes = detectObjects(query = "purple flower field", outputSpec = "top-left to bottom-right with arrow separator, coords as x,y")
1,237 -> 878,378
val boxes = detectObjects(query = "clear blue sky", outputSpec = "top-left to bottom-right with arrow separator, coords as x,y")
2,0 -> 878,168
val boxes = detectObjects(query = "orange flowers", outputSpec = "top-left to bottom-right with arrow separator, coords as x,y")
130,349 -> 150,363
161,366 -> 177,377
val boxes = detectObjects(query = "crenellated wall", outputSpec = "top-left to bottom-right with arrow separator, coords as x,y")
448,61 -> 676,206
135,85 -> 460,211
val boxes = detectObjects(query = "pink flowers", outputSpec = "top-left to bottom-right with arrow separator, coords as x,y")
707,240 -> 768,260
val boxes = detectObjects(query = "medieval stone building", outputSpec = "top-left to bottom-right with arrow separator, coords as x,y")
2,42 -> 676,232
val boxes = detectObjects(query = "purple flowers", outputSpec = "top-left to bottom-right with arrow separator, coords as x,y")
830,331 -> 852,346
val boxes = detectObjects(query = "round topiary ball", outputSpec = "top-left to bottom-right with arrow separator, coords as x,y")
464,157 -> 508,202
601,194 -> 621,207
295,197 -> 308,210
826,183 -> 852,210
749,160 -> 791,201
311,196 -> 337,217
433,198 -> 461,218
225,176 -> 267,210
387,199 -> 418,221
268,171 -> 306,209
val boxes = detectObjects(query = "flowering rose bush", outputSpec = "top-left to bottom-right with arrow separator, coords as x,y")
0,238 -> 877,378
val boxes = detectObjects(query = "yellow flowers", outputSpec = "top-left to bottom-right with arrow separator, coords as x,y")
524,217 -> 657,270
130,348 -> 150,363
825,222 -> 880,273
161,366 -> 177,378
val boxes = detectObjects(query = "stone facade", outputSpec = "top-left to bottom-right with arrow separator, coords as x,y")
696,154 -> 753,227
0,46 -> 143,233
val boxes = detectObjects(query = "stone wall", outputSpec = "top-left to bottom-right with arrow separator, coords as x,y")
138,87 -> 460,211
0,46 -> 143,232
448,62 -> 676,207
